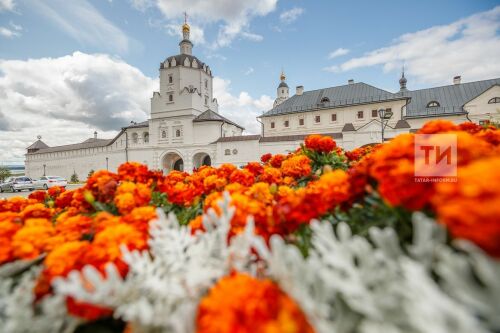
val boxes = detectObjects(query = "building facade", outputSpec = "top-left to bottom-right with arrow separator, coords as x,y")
25,23 -> 500,180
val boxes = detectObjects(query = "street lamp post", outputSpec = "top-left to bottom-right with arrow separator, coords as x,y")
43,164 -> 46,176
106,157 -> 109,171
378,108 -> 393,143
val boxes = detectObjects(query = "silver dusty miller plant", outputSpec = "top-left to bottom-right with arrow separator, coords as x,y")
257,212 -> 500,333
53,192 -> 264,333
2,194 -> 499,333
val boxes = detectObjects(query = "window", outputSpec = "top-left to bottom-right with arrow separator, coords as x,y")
357,111 -> 364,119
161,131 -> 166,138
232,149 -> 238,155
320,97 -> 330,103
331,114 -> 337,122
488,97 -> 500,104
168,94 -> 174,102
131,133 -> 138,144
299,118 -> 304,126
224,149 -> 231,156
205,96 -> 208,105
175,129 -> 181,137
427,101 -> 440,108
168,74 -> 173,84
270,122 -> 275,129
284,120 -> 289,127
143,132 -> 149,143
372,110 -> 378,117
282,89 -> 284,94
205,79 -> 208,88
315,115 -> 321,123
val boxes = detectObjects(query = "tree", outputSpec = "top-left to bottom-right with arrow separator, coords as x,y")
87,169 -> 95,179
70,172 -> 79,183
0,167 -> 12,182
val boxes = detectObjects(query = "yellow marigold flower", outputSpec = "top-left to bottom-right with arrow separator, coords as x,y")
11,218 -> 54,259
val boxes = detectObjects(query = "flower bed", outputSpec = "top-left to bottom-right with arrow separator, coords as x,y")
0,120 -> 499,333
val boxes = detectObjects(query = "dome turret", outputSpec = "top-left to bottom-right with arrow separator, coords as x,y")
274,70 -> 289,107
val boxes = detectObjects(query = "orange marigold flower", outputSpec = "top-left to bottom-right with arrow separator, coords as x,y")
259,167 -> 283,185
11,218 -> 55,259
261,153 -> 272,163
28,190 -> 47,203
417,120 -> 457,134
55,189 -> 76,209
196,273 -> 314,333
188,215 -> 204,234
117,162 -> 150,184
432,157 -> 500,257
229,169 -> 255,187
217,164 -> 238,179
47,186 -> 66,198
269,154 -> 286,168
121,206 -> 157,236
85,170 -> 119,203
281,155 -> 312,179
0,197 -> 32,213
20,203 -> 53,220
203,174 -> 227,193
305,134 -> 336,153
114,181 -> 152,214
66,297 -> 114,321
244,162 -> 264,176
54,215 -> 94,243
0,218 -> 21,264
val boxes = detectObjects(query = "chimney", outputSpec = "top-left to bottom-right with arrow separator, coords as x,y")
94,131 -> 97,139
453,76 -> 461,85
296,85 -> 304,96
348,79 -> 354,85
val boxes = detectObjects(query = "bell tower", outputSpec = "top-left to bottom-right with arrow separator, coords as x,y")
274,70 -> 289,107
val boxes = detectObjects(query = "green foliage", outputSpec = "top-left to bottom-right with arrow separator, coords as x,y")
0,166 -> 12,182
70,172 -> 79,183
301,145 -> 348,173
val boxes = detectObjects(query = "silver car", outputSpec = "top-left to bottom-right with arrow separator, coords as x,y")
0,176 -> 35,192
33,176 -> 68,190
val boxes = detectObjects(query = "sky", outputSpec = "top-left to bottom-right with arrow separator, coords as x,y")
1,0 -> 499,164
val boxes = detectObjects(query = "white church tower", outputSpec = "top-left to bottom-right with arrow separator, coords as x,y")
150,15 -> 218,120
274,70 -> 289,107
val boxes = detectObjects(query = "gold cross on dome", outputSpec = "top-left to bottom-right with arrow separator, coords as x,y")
184,12 -> 188,24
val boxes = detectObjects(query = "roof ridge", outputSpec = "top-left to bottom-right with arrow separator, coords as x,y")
407,77 -> 500,92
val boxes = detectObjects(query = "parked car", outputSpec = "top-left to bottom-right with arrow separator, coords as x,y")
0,176 -> 35,192
33,176 -> 68,190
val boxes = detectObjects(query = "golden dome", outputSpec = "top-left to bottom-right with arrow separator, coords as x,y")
182,23 -> 190,33
280,70 -> 286,81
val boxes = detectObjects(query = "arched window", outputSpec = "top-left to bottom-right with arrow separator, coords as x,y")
143,132 -> 149,143
427,101 -> 440,108
175,129 -> 181,137
488,97 -> 500,104
131,133 -> 138,144
321,97 -> 330,103
161,130 -> 166,138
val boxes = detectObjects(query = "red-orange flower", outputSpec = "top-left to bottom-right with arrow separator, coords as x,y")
281,155 -> 312,179
305,134 -> 336,153
11,218 -> 55,259
261,153 -> 272,163
196,273 -> 314,333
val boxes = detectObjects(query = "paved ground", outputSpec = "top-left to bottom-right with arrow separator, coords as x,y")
0,184 -> 83,199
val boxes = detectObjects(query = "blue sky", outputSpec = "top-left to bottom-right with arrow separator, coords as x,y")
0,0 -> 499,163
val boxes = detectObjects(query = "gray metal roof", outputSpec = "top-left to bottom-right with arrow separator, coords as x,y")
403,78 -> 500,118
27,140 -> 49,150
125,121 -> 149,129
194,109 -> 244,129
278,82 -> 289,88
214,135 -> 261,143
261,82 -> 404,117
31,138 -> 112,154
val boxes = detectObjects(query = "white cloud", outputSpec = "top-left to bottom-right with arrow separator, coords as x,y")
323,65 -> 340,73
214,77 -> 273,134
165,23 -> 206,45
0,26 -> 20,38
331,6 -> 500,85
0,0 -> 15,12
328,47 -> 349,59
0,52 -> 156,163
279,7 -> 304,24
32,0 -> 132,54
244,67 -> 254,75
135,0 -> 278,48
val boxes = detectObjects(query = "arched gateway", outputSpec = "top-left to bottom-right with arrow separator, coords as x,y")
162,152 -> 184,172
